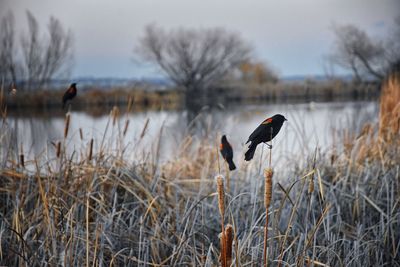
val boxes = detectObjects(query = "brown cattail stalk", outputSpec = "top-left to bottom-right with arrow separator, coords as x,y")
127,95 -> 133,113
88,138 -> 94,161
264,168 -> 273,267
79,128 -> 83,140
216,175 -> 227,267
56,141 -> 61,158
19,145 -> 24,168
140,118 -> 150,139
216,175 -> 225,220
123,119 -> 130,136
64,113 -> 70,139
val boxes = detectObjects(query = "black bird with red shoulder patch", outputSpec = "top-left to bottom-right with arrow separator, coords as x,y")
244,114 -> 287,161
62,83 -> 77,109
220,135 -> 236,171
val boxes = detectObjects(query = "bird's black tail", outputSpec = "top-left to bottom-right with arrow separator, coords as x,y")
227,159 -> 236,171
244,142 -> 257,161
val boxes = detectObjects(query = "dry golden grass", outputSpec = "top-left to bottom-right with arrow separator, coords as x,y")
342,70 -> 400,166
379,71 -> 400,141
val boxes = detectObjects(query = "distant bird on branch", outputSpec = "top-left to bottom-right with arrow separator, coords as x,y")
62,83 -> 77,109
220,135 -> 236,171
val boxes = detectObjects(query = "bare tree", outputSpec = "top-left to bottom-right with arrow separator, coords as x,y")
329,23 -> 399,82
136,24 -> 251,102
0,11 -> 19,85
21,11 -> 73,90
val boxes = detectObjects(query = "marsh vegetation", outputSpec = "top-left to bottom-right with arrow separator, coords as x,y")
0,72 -> 399,266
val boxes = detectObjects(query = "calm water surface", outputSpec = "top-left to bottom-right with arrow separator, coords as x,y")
6,101 -> 378,169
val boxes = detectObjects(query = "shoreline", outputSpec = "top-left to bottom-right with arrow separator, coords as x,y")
4,80 -> 380,111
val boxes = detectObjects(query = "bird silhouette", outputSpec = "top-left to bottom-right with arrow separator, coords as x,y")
62,83 -> 77,109
244,114 -> 287,161
220,135 -> 236,171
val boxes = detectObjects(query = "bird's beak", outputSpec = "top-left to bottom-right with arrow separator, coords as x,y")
285,118 -> 288,121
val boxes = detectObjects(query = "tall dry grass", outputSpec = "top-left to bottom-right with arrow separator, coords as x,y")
0,74 -> 399,266
379,70 -> 400,141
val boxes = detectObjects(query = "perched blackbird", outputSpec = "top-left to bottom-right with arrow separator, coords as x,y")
220,135 -> 236,171
62,83 -> 77,109
244,114 -> 287,161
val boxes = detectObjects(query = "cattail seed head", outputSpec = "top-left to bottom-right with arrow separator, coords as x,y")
215,175 -> 225,218
225,224 -> 233,266
64,113 -> 70,139
264,168 -> 273,208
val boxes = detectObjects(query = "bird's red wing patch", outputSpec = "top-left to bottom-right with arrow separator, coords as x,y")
219,143 -> 223,150
262,118 -> 273,125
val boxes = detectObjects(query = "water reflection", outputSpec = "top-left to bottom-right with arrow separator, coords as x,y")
6,100 -> 378,168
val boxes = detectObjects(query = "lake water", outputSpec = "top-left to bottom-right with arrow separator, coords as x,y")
4,100 -> 378,169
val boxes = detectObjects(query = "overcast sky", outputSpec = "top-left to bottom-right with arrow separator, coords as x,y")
1,0 -> 399,79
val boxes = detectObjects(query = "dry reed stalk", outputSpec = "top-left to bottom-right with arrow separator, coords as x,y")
92,224 -> 101,267
112,106 -> 119,126
316,169 -> 325,202
88,138 -> 94,161
79,128 -> 83,140
225,162 -> 230,192
308,174 -> 314,194
216,175 -> 227,267
123,119 -> 130,136
277,172 -> 309,267
127,95 -> 133,112
0,85 -> 3,108
64,113 -> 70,139
56,141 -> 61,158
86,194 -> 90,267
140,118 -> 150,139
0,86 -> 6,121
304,257 -> 330,267
263,168 -> 273,267
217,145 -> 221,174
